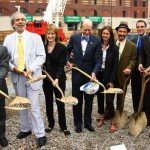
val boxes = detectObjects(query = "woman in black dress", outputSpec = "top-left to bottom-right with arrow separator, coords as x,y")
96,26 -> 119,133
43,24 -> 70,136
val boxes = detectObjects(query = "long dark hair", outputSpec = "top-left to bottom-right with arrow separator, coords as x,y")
100,26 -> 115,46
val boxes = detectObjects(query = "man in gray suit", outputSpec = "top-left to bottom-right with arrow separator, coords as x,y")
3,12 -> 46,148
0,45 -> 9,147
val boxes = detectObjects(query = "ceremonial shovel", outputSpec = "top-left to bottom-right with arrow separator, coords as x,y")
115,74 -> 130,128
22,71 -> 46,83
72,65 -> 123,94
42,67 -> 78,105
129,74 -> 150,137
0,90 -> 31,110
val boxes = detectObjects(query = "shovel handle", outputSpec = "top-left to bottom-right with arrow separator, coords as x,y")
22,71 -> 33,80
42,67 -> 65,99
120,74 -> 130,112
0,90 -> 11,101
137,74 -> 150,114
72,66 -> 106,91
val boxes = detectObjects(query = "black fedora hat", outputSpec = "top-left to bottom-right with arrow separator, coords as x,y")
115,22 -> 131,32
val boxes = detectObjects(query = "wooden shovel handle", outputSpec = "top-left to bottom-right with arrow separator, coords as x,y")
137,74 -> 150,115
22,71 -> 33,80
0,90 -> 11,101
42,67 -> 65,99
72,66 -> 106,91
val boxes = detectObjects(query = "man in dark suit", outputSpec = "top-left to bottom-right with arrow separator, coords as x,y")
115,22 -> 137,111
138,33 -> 150,127
66,19 -> 102,133
0,45 -> 10,147
131,20 -> 147,113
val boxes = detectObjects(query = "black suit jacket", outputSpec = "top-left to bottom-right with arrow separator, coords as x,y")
98,43 -> 119,84
66,33 -> 102,84
138,34 -> 150,67
44,43 -> 67,82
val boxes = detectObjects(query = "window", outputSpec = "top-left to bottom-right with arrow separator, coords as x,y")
142,12 -> 145,18
36,8 -> 40,16
25,0 -> 29,2
0,8 -> 2,16
123,11 -> 126,17
134,0 -> 137,7
74,9 -> 77,16
142,0 -> 146,7
119,0 -> 122,6
94,10 -> 97,16
134,11 -> 137,18
75,0 -> 78,4
22,8 -> 28,16
94,0 -> 97,5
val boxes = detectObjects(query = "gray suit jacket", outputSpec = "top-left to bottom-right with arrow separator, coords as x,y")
3,30 -> 46,90
0,44 -> 9,78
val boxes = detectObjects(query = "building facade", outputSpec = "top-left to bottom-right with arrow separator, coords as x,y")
0,0 -> 149,31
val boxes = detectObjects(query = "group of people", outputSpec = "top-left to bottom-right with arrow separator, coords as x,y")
0,10 -> 150,148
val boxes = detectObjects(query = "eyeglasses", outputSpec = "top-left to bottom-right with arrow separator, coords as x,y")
15,18 -> 26,22
137,26 -> 145,28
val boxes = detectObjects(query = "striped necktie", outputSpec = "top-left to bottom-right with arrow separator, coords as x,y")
17,35 -> 24,71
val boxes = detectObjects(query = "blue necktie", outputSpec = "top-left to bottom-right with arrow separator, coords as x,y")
137,37 -> 142,53
81,36 -> 89,42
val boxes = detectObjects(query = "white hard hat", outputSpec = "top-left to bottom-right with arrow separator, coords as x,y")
80,82 -> 99,95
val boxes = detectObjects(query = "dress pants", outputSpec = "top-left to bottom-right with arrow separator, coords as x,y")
131,67 -> 142,113
0,79 -> 8,138
72,82 -> 94,128
13,74 -> 45,138
97,71 -> 115,118
43,79 -> 67,131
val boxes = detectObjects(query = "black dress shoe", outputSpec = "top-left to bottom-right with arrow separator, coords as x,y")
17,131 -> 32,139
84,126 -> 95,132
62,130 -> 71,136
0,137 -> 8,147
37,136 -> 47,148
45,127 -> 53,133
75,127 -> 82,133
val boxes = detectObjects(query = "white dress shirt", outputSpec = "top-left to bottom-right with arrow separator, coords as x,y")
116,39 -> 126,59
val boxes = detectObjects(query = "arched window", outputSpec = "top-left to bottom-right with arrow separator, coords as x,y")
0,8 -> 10,16
36,8 -> 45,16
21,8 -> 28,16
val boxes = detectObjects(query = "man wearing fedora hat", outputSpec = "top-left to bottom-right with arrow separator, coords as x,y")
115,21 -> 137,111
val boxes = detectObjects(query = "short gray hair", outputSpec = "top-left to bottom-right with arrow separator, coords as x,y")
10,11 -> 26,26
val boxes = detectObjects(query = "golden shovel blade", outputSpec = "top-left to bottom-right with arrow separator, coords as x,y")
129,112 -> 147,137
56,96 -> 78,105
115,110 -> 128,128
5,96 -> 31,110
27,75 -> 46,83
102,88 -> 123,94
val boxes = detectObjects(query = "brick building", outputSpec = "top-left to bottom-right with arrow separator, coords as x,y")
0,0 -> 149,31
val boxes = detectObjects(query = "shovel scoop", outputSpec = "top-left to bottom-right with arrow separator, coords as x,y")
42,68 -> 78,105
129,74 -> 150,137
0,90 -> 31,110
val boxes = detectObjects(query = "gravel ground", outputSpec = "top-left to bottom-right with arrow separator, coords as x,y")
2,73 -> 150,150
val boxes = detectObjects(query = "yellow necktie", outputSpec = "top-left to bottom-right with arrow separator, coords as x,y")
17,35 -> 24,71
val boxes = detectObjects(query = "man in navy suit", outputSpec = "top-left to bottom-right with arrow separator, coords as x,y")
131,20 -> 147,113
138,33 -> 150,127
66,19 -> 102,133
